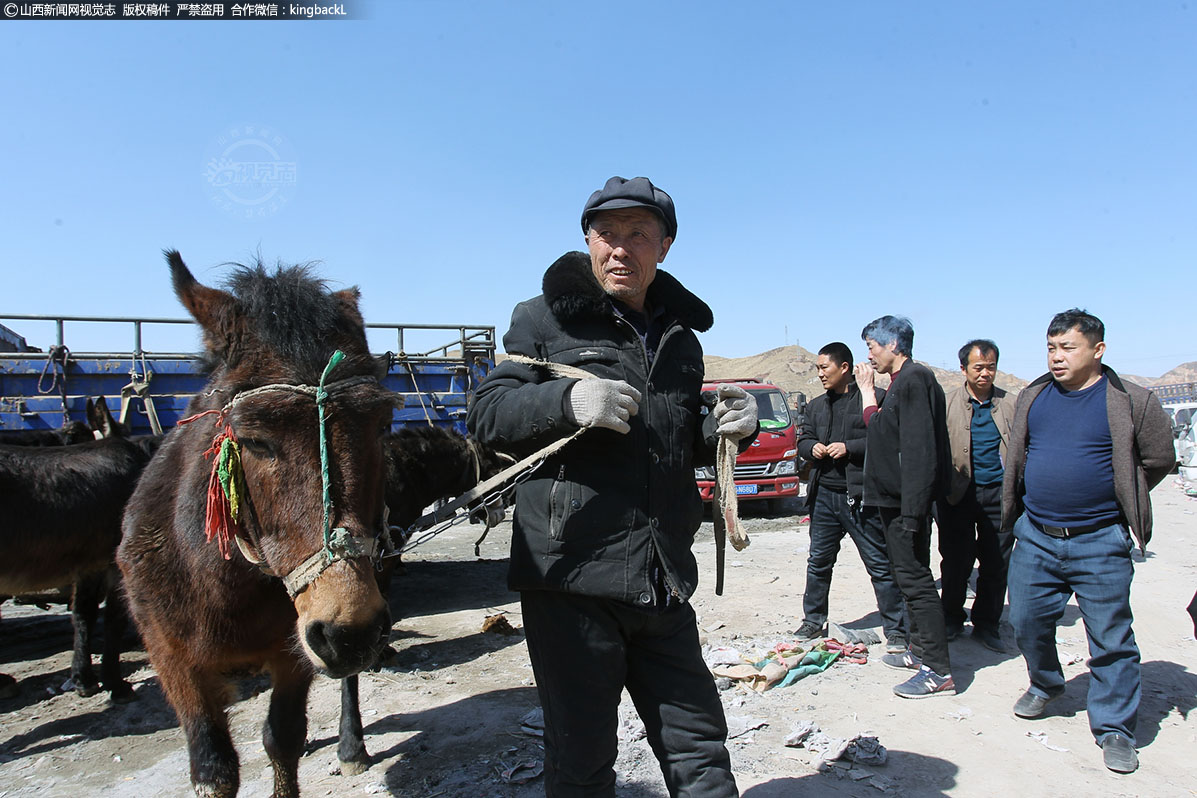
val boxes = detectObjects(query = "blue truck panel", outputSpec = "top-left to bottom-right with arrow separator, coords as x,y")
0,317 -> 495,436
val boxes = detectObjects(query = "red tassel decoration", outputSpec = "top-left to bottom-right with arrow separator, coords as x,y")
202,425 -> 241,560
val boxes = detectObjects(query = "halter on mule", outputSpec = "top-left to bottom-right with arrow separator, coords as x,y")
179,350 -> 398,597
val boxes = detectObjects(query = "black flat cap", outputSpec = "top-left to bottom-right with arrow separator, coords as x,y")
581,176 -> 677,240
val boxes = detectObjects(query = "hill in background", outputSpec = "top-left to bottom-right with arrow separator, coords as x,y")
499,347 -> 1192,399
704,345 -> 1031,402
1122,361 -> 1197,387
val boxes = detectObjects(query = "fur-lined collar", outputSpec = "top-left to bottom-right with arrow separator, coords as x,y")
541,250 -> 713,332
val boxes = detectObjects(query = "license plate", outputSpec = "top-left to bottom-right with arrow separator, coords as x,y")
735,484 -> 758,496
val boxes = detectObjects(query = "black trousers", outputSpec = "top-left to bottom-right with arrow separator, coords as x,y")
520,590 -> 739,798
876,507 -> 952,677
936,481 -> 1011,631
803,490 -> 906,641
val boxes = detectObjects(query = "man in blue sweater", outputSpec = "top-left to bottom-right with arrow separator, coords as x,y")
1003,309 -> 1173,774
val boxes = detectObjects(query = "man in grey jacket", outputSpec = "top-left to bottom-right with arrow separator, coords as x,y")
938,339 -> 1016,652
1003,309 -> 1173,774
468,176 -> 757,797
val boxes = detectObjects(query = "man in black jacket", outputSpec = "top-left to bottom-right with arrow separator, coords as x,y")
795,341 -> 906,652
468,176 -> 757,797
855,315 -> 954,699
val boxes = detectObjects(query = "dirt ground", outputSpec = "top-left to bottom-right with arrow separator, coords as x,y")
2,480 -> 1195,798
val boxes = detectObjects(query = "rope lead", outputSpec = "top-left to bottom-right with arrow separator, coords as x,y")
317,349 -> 346,561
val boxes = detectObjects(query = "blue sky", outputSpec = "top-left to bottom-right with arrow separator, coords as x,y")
1,1 -> 1194,381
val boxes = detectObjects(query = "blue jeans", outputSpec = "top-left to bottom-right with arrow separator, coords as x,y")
1008,513 -> 1140,745
803,490 -> 906,642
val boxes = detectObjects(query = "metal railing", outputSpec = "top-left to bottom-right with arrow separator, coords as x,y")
0,314 -> 195,358
368,322 -> 496,361
1150,382 -> 1197,404
0,314 -> 496,362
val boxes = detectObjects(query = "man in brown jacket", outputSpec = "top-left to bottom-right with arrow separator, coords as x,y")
938,340 -> 1016,652
1003,309 -> 1173,774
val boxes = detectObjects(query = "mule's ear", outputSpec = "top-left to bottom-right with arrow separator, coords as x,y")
165,249 -> 239,359
372,353 -> 392,381
332,287 -> 365,328
89,395 -> 121,439
166,249 -> 235,331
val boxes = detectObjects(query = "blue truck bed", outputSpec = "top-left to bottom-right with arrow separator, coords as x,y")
0,315 -> 495,436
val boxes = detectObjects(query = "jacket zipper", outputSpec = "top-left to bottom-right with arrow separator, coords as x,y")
616,315 -> 683,600
549,464 -> 566,541
613,314 -> 655,383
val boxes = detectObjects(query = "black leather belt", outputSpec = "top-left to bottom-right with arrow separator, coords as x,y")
1031,519 -> 1114,538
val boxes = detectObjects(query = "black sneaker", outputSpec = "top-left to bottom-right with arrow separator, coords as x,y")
1101,733 -> 1138,773
1013,688 -> 1063,719
945,622 -> 964,641
972,625 -> 1006,653
793,621 -> 824,642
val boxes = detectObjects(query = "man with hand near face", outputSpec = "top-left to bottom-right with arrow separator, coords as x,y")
794,342 -> 907,653
938,340 -> 1016,652
855,315 -> 954,699
1003,309 -> 1172,774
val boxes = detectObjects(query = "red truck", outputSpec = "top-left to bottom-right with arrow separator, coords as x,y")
695,378 -> 802,511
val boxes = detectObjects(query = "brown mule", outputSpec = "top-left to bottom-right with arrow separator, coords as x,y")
336,425 -> 512,774
117,251 -> 398,798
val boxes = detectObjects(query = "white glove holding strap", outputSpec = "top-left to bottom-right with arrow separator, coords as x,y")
713,384 -> 757,440
565,379 -> 642,434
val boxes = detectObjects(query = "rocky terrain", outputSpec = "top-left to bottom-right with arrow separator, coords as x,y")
3,479 -> 1196,797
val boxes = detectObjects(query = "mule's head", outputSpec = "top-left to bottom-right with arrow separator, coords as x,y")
86,395 -> 125,439
382,427 -> 514,529
169,250 -> 396,678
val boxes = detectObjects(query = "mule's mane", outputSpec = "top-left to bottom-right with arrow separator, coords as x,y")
386,425 -> 470,455
222,260 -> 366,378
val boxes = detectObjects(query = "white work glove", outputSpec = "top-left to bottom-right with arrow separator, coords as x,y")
713,384 -> 757,440
565,379 -> 642,434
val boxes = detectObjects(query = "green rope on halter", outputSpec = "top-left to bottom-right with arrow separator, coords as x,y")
318,349 -> 346,561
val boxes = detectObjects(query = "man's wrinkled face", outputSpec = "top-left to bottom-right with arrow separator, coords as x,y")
816,354 -> 851,393
1047,326 -> 1105,391
962,347 -> 997,398
865,338 -> 899,374
585,208 -> 672,312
